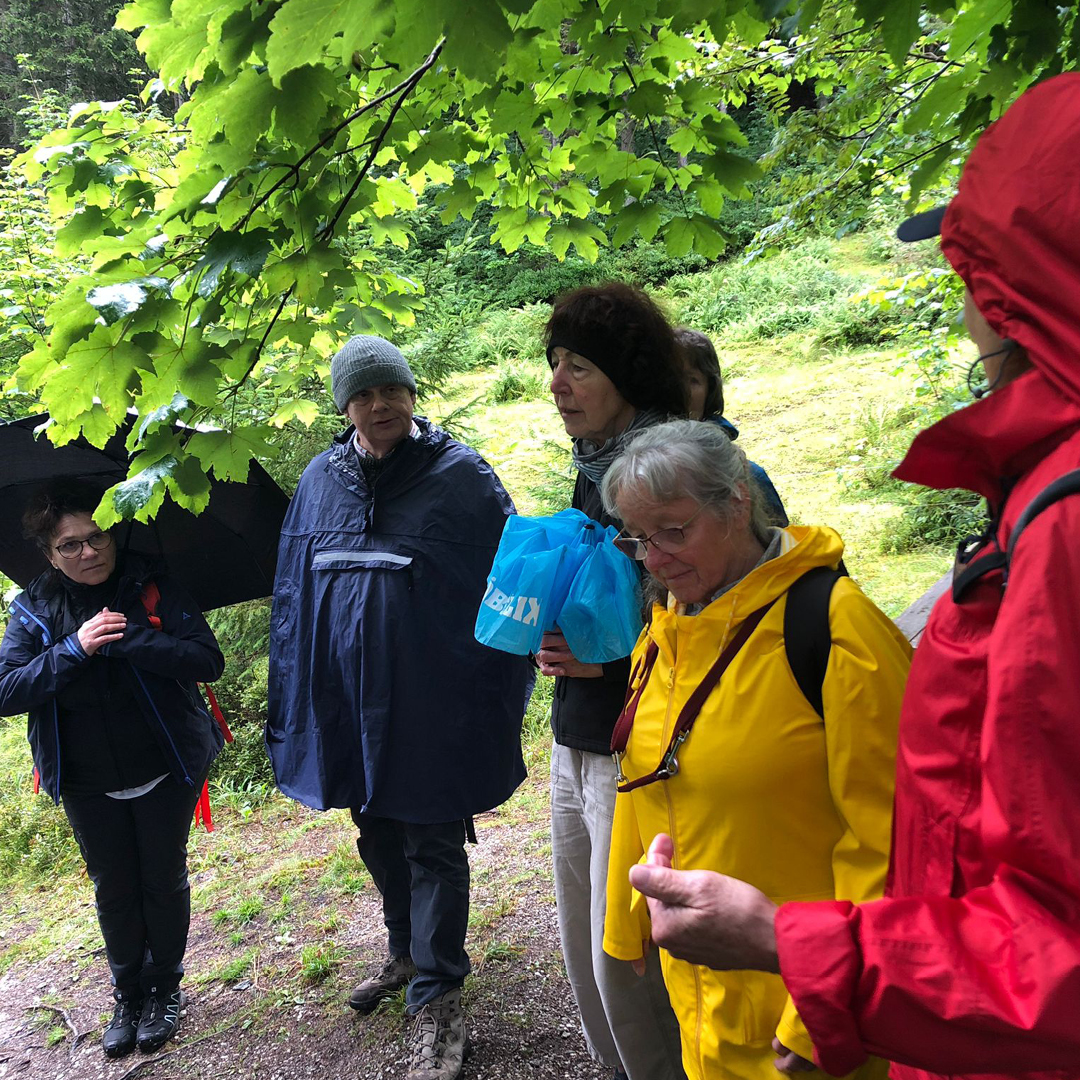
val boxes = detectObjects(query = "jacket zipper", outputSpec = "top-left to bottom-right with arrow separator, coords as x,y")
129,664 -> 194,786
13,599 -> 63,800
657,641 -> 703,1070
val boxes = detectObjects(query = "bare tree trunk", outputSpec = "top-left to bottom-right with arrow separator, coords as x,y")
61,0 -> 78,98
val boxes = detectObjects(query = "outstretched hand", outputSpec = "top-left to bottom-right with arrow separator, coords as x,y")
629,834 -> 781,973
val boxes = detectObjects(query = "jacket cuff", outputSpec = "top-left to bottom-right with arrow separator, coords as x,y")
775,900 -> 867,1077
61,633 -> 88,661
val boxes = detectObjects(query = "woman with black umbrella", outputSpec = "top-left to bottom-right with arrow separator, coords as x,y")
0,479 -> 225,1058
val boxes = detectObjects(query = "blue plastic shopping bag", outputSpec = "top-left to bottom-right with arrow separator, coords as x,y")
474,510 -> 605,655
559,536 -> 643,664
475,545 -> 568,655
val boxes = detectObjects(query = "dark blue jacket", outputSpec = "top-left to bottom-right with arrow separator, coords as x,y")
711,415 -> 789,526
0,564 -> 225,803
266,418 -> 531,822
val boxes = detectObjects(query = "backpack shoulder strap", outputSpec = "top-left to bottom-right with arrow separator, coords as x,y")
140,581 -> 163,629
1004,468 -> 1080,584
784,565 -> 845,720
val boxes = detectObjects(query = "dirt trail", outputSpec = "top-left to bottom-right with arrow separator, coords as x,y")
0,782 -> 610,1080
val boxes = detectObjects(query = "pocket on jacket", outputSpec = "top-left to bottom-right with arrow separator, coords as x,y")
724,970 -> 791,1046
272,580 -> 294,637
917,814 -> 959,895
311,549 -> 414,573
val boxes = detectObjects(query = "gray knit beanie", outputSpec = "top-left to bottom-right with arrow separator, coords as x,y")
330,335 -> 417,411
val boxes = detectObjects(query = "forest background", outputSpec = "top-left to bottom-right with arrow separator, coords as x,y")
0,1 -> 1075,1075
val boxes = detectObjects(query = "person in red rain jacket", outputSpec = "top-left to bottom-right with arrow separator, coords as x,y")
621,71 -> 1080,1080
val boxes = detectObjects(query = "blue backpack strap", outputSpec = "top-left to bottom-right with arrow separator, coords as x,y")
1004,468 -> 1080,587
783,565 -> 846,720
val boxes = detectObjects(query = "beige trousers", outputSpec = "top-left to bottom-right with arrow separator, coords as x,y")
550,742 -> 687,1080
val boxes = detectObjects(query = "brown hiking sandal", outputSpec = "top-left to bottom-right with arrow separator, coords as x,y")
348,954 -> 417,1013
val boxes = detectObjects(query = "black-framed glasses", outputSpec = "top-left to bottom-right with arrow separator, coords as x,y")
613,505 -> 705,561
55,531 -> 113,560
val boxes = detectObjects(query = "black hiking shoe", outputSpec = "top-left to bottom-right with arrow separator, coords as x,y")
348,954 -> 417,1013
102,991 -> 142,1058
136,987 -> 183,1053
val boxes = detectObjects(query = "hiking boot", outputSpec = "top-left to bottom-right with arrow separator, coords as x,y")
102,991 -> 141,1058
406,988 -> 471,1080
348,954 -> 417,1014
136,987 -> 183,1053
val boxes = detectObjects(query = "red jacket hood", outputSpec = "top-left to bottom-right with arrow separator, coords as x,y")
895,73 -> 1080,499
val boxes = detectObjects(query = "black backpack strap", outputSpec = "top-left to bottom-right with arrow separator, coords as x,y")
951,503 -> 1001,602
784,565 -> 845,720
952,549 -> 1007,601
1003,468 -> 1080,586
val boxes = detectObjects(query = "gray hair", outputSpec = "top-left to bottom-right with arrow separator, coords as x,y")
600,419 -> 770,540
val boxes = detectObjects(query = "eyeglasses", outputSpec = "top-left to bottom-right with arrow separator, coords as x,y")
55,531 -> 113,560
613,505 -> 705,561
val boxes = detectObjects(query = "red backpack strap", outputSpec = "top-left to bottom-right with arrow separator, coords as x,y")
139,582 -> 225,831
33,766 -> 40,795
615,599 -> 776,794
201,683 -> 233,742
141,581 -> 163,629
193,778 -> 214,832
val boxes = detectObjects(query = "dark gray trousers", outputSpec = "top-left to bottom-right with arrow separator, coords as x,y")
350,810 -> 471,1009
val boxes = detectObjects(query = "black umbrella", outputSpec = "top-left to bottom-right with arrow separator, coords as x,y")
0,413 -> 290,611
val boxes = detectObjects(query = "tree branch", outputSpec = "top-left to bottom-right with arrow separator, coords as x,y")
215,40 -> 444,405
25,1003 -> 86,1058
237,39 -> 445,233
319,37 -> 446,240
220,286 -> 294,402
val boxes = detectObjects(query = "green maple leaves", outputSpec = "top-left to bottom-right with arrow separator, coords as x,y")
16,0 -> 1067,524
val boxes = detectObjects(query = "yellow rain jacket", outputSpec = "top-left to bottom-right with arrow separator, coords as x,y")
604,526 -> 911,1080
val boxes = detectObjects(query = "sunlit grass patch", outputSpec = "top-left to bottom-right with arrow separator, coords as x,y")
212,896 -> 265,928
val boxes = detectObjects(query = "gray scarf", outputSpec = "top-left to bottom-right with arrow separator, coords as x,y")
571,407 -> 667,486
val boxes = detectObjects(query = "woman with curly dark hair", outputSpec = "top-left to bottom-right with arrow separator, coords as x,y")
535,283 -> 687,1080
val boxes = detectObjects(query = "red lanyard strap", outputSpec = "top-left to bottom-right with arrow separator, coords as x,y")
612,600 -> 776,793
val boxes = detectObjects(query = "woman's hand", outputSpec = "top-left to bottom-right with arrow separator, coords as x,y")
77,607 -> 127,656
630,941 -> 650,977
535,631 -> 603,678
772,1039 -> 817,1075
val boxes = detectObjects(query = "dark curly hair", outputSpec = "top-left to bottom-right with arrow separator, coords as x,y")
545,283 -> 687,417
674,327 -> 724,418
23,478 -> 109,552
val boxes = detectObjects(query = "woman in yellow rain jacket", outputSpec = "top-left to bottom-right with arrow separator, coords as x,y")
599,420 -> 911,1080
